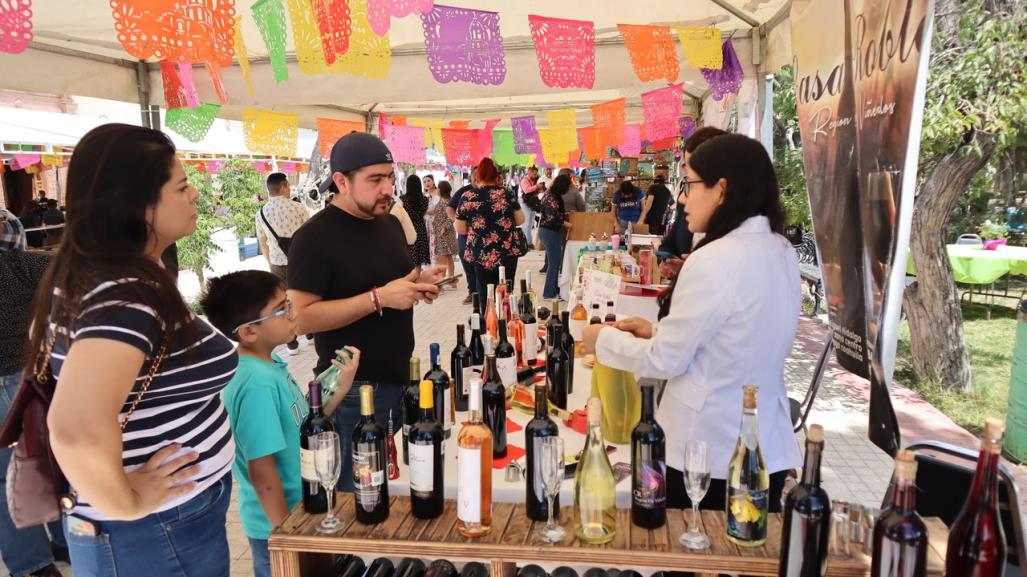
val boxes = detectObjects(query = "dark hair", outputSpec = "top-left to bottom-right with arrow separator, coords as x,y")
528,166 -> 538,173
266,172 -> 289,194
618,180 -> 637,203
683,126 -> 728,154
46,199 -> 59,209
405,174 -> 423,197
25,123 -> 193,371
422,174 -> 435,183
438,180 -> 452,200
476,158 -> 501,184
549,175 -> 572,198
658,134 -> 785,319
200,270 -> 285,342
557,168 -> 573,179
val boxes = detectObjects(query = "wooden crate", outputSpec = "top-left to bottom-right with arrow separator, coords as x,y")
567,211 -> 617,241
268,496 -> 949,577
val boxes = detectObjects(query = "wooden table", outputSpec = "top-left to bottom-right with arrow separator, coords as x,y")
269,496 -> 949,577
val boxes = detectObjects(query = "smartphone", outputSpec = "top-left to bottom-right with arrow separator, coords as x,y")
433,274 -> 463,287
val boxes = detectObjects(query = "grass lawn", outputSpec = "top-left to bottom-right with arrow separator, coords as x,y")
894,296 -> 1017,438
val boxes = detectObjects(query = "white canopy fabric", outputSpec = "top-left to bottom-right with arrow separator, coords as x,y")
0,0 -> 794,128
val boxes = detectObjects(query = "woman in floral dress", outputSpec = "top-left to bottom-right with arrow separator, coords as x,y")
432,180 -> 458,285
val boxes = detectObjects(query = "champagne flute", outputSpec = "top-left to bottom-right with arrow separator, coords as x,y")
538,436 -> 566,543
679,440 -> 711,549
313,431 -> 342,534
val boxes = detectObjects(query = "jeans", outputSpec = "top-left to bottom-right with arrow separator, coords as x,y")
1,371 -> 65,577
456,234 -> 477,297
330,383 -> 405,492
538,227 -> 563,299
474,258 -> 519,304
64,474 -> 232,577
617,219 -> 633,236
248,538 -> 271,577
520,200 -> 536,247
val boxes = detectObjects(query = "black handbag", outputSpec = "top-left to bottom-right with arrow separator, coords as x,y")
259,206 -> 292,255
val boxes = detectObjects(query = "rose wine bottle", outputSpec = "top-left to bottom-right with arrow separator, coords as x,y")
871,450 -> 927,577
457,377 -> 493,537
485,284 -> 499,341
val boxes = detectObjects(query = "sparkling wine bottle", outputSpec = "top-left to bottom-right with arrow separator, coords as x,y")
410,380 -> 444,519
352,384 -> 389,524
425,343 -> 452,439
457,377 -> 493,537
726,385 -> 770,547
945,419 -> 1007,577
300,381 -> 334,513
631,383 -> 666,529
871,450 -> 928,577
401,356 -> 421,466
778,424 -> 831,577
452,324 -> 471,412
525,382 -> 560,522
574,397 -> 617,544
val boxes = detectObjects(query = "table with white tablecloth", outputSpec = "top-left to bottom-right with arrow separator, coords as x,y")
558,240 -> 662,323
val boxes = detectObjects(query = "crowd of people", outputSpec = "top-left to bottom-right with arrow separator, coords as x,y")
0,123 -> 803,577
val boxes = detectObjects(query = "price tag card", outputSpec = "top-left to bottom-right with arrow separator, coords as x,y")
582,270 -> 622,311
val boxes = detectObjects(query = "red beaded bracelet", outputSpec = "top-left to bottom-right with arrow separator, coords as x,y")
370,286 -> 383,317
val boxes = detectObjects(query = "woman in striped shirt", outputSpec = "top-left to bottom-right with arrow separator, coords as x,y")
24,124 -> 238,577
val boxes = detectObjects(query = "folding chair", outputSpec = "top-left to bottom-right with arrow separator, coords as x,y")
791,330 -> 834,433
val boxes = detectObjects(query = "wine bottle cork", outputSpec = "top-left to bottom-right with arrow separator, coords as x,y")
807,424 -> 824,443
894,449 -> 917,480
742,385 -> 758,409
983,418 -> 1005,453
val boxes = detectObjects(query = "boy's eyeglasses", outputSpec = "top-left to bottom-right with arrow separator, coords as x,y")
232,299 -> 294,334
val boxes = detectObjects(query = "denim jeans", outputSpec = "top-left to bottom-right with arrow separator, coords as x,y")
64,474 -> 232,577
456,234 -> 477,297
538,227 -> 564,299
1,371 -> 65,577
474,258 -> 519,305
248,538 -> 271,577
330,383 -> 405,492
617,219 -> 633,236
520,200 -> 536,247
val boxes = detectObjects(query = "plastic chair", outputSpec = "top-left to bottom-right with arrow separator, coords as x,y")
957,233 -> 984,245
882,440 -> 1026,577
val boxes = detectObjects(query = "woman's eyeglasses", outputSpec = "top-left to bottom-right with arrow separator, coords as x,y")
232,299 -> 295,334
680,180 -> 705,198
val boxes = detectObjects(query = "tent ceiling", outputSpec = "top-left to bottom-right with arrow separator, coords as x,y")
3,0 -> 791,127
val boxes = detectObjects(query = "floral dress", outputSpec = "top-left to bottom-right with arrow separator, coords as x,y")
456,185 -> 525,270
432,200 -> 457,257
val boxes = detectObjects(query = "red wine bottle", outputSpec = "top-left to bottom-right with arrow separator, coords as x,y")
546,325 -> 570,410
495,320 -> 518,386
945,418 -> 1007,577
631,383 -> 666,528
410,380 -> 444,519
559,310 -> 575,395
300,381 -> 334,513
525,382 -> 559,521
352,385 -> 389,524
425,343 -> 452,439
520,286 -> 538,366
481,352 -> 508,460
452,324 -> 471,412
778,424 -> 830,577
871,450 -> 928,577
401,356 -> 421,466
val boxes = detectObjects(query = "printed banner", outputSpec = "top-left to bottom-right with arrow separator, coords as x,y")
537,129 -> 557,168
411,118 -> 445,153
511,116 -> 540,155
176,62 -> 200,108
679,115 -> 697,140
528,15 -> 595,89
701,41 -> 745,101
579,127 -> 604,162
676,26 -> 722,69
160,60 -> 187,109
317,118 -> 365,157
309,0 -> 351,64
382,123 -> 427,165
278,160 -> 297,173
243,109 -> 298,157
473,119 -> 501,162
41,154 -> 63,167
618,24 -> 679,84
491,131 -> 533,166
791,0 -> 935,454
642,83 -> 684,142
252,0 -> 289,83
617,124 -> 641,158
10,154 -> 41,170
166,103 -> 222,142
592,97 -> 626,149
441,128 -> 475,166
547,108 -> 578,158
328,0 -> 392,78
232,16 -> 255,94
110,0 -> 235,65
420,4 -> 506,85
0,0 -> 33,54
368,0 -> 434,35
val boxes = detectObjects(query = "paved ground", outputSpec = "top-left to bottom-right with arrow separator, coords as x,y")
5,249 -> 1012,577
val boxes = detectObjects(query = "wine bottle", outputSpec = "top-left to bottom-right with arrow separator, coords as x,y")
313,350 -> 350,410
386,410 -> 400,481
394,558 -> 427,577
495,319 -> 518,386
726,385 -> 770,547
589,303 -> 602,325
582,569 -> 605,577
352,384 -> 389,524
460,562 -> 490,577
518,566 -> 548,577
778,424 -> 831,577
521,289 -> 539,366
452,324 -> 471,412
425,560 -> 459,577
945,418 -> 1007,577
334,555 -> 366,577
468,313 -> 486,392
519,278 -> 530,314
546,325 -> 571,410
524,271 -> 537,305
482,352 -> 508,459
470,292 -> 481,325
551,568 -> 579,577
574,397 -> 617,545
425,343 -> 452,439
364,558 -> 395,577
569,290 -> 588,358
604,300 -> 616,324
546,299 -> 562,354
559,310 -> 575,394
402,356 -> 422,466
871,450 -> 928,577
507,295 -> 526,365
631,383 -> 666,529
457,377 -> 493,537
525,382 -> 560,521
486,284 -> 499,341
497,266 -> 509,319
300,381 -> 334,513
410,380 -> 444,519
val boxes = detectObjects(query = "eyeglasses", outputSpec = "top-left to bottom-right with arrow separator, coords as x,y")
232,299 -> 294,334
680,180 -> 705,198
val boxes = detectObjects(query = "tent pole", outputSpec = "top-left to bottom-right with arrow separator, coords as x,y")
135,60 -> 159,129
708,0 -> 760,27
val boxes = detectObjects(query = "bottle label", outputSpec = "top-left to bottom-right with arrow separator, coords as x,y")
568,318 -> 587,341
457,446 -> 481,523
444,390 -> 452,430
300,447 -> 316,482
353,445 -> 384,511
632,459 -> 666,510
726,487 -> 769,542
409,442 -> 435,496
403,424 -> 411,438
463,365 -> 483,395
523,324 -> 538,362
496,356 -> 517,387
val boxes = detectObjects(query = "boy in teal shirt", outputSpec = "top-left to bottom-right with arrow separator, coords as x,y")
201,270 -> 359,577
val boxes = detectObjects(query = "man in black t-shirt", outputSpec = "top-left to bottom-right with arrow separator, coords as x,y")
289,132 -> 444,490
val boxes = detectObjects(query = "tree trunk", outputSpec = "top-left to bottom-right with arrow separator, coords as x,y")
904,134 -> 995,392
996,148 -> 1015,205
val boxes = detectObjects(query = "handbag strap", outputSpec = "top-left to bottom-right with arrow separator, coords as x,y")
259,205 -> 285,244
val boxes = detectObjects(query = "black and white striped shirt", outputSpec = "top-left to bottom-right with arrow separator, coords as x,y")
50,278 -> 238,520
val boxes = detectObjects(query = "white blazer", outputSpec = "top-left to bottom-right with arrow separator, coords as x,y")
596,216 -> 802,478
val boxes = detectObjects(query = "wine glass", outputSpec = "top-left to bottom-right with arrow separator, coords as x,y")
538,436 -> 566,543
679,440 -> 711,550
313,431 -> 342,534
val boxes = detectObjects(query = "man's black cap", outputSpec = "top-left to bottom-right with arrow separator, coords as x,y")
318,131 -> 394,194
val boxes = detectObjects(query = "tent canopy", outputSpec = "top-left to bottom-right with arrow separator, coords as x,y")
1,0 -> 794,128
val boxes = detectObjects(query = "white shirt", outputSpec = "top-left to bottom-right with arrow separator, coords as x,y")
596,216 -> 802,478
256,196 -> 309,266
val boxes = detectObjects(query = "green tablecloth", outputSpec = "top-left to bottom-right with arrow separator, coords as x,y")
906,244 -> 1027,284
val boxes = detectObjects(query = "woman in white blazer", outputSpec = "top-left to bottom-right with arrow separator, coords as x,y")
582,134 -> 802,512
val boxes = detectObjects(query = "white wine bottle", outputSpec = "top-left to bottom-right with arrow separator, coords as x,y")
574,397 -> 617,545
726,385 -> 770,547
